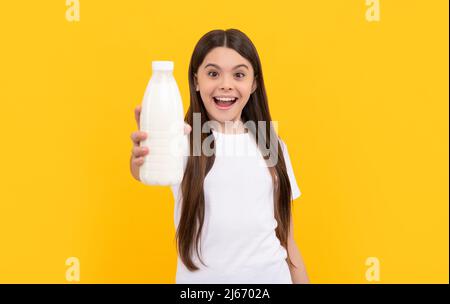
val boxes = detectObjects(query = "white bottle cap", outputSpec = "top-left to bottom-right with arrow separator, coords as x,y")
152,61 -> 174,71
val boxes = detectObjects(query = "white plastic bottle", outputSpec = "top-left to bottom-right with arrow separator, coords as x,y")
139,61 -> 186,186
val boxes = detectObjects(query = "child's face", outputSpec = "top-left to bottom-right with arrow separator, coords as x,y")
194,47 -> 257,127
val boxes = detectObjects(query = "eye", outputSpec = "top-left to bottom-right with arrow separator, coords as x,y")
235,72 -> 245,78
207,71 -> 218,77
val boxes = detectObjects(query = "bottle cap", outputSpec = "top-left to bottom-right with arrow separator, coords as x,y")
152,61 -> 174,71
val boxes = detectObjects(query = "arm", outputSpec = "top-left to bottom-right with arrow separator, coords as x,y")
287,212 -> 310,284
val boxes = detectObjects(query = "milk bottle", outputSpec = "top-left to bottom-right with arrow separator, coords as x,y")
139,61 -> 186,186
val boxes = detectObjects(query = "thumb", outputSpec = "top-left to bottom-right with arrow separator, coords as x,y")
134,105 -> 141,129
184,123 -> 192,135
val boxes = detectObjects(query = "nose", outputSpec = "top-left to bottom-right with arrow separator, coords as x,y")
219,75 -> 233,91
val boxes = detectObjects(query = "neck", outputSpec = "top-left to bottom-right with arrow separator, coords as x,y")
215,118 -> 247,134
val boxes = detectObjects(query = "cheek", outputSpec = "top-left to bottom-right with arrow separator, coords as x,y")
200,92 -> 213,105
238,82 -> 253,95
237,97 -> 249,110
199,85 -> 215,99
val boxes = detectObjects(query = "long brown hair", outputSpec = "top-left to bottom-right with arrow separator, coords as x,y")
176,29 -> 295,271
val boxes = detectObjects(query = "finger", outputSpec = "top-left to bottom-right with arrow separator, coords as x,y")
130,131 -> 148,144
132,146 -> 149,157
184,123 -> 192,135
134,105 -> 142,129
132,156 -> 145,167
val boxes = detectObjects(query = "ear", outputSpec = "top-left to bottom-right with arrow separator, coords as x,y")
194,73 -> 199,91
251,77 -> 258,94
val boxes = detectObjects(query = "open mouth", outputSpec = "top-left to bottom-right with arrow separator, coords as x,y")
213,97 -> 238,110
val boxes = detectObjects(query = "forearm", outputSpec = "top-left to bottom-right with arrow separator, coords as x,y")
287,237 -> 310,284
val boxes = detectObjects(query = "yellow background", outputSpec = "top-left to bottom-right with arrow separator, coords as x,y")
0,0 -> 448,283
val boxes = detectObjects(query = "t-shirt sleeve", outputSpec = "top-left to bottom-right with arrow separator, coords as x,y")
279,138 -> 302,200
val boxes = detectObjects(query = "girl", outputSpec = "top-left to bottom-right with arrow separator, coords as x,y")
130,29 -> 309,284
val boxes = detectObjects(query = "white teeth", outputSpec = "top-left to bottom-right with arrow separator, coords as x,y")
214,97 -> 237,102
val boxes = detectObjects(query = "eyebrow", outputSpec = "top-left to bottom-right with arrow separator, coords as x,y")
204,63 -> 249,70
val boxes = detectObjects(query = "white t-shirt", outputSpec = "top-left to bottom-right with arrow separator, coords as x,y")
170,129 -> 301,284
